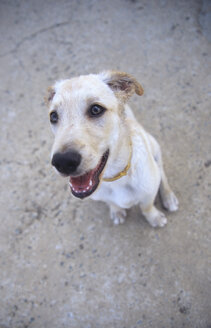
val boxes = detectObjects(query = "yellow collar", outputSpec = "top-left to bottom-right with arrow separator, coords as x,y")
103,141 -> 132,182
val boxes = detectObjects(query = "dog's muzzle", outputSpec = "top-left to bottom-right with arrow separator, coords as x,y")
69,149 -> 109,199
51,149 -> 109,199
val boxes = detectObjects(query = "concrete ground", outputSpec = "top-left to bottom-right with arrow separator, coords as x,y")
0,0 -> 210,327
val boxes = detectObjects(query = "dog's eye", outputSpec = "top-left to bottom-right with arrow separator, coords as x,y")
50,111 -> 59,124
88,104 -> 106,117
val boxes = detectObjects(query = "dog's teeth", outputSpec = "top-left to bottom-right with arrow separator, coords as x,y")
71,185 -> 92,194
69,182 -> 72,187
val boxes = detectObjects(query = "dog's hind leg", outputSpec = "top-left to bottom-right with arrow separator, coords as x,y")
152,140 -> 179,212
159,166 -> 179,212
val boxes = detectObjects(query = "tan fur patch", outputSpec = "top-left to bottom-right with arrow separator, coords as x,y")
101,70 -> 144,102
44,86 -> 55,106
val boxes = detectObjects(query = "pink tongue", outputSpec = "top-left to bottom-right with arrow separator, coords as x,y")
70,170 -> 94,191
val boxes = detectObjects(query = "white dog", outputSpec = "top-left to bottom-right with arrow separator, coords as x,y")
46,71 -> 178,227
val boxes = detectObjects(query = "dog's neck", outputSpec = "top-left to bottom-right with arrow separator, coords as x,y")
103,142 -> 132,182
103,120 -> 132,181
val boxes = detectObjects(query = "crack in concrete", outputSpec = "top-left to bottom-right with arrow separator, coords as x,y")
0,21 -> 70,57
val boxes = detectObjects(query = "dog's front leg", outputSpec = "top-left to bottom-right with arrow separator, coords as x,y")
108,203 -> 127,225
140,203 -> 167,228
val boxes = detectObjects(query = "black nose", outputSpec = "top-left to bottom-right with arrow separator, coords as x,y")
51,150 -> 82,175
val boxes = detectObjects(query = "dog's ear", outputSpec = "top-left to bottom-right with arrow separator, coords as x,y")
100,70 -> 144,102
45,86 -> 56,106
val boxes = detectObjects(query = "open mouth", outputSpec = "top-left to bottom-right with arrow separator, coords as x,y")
69,150 -> 109,199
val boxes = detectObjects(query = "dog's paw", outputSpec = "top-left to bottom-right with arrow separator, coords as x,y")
145,209 -> 167,228
163,191 -> 179,212
110,209 -> 126,225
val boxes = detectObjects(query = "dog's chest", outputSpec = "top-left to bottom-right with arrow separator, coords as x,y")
91,178 -> 141,208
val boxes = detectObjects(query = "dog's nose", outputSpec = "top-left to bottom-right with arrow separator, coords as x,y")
51,150 -> 82,175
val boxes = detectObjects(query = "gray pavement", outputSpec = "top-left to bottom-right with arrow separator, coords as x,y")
0,0 -> 210,327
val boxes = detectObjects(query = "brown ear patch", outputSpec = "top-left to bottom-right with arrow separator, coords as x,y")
101,71 -> 144,102
107,79 -> 133,93
45,86 -> 55,106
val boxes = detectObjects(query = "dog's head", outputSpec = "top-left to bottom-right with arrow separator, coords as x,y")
46,71 -> 143,199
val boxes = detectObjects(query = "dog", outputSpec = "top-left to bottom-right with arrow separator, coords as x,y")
46,70 -> 178,227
